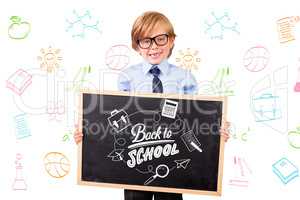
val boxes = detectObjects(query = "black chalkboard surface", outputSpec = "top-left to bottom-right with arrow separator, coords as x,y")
78,91 -> 227,196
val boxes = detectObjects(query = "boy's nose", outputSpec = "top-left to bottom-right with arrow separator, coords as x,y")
150,41 -> 158,49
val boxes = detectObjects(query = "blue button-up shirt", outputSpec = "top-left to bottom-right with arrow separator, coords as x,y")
118,59 -> 198,95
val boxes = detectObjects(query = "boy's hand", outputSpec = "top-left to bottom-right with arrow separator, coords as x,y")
220,121 -> 230,142
74,126 -> 83,144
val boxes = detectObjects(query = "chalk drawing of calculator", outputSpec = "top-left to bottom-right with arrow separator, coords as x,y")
161,99 -> 178,119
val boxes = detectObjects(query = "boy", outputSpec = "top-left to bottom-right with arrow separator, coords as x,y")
118,11 -> 197,95
74,11 -> 229,200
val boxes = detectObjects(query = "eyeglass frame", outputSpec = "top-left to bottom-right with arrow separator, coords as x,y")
137,34 -> 169,49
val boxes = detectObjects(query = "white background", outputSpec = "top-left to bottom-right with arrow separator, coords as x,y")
0,0 -> 300,199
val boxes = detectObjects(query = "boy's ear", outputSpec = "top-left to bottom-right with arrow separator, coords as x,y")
135,47 -> 142,55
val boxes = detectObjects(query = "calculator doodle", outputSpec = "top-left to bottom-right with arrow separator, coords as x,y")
162,99 -> 178,119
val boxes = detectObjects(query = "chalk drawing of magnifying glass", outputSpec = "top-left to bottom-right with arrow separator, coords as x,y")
144,164 -> 169,185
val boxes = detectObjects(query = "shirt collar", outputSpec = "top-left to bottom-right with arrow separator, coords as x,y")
142,59 -> 170,75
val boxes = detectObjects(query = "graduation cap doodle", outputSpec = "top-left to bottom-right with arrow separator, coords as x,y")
107,149 -> 124,161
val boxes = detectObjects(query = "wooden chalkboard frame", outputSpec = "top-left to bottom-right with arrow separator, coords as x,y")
77,90 -> 227,196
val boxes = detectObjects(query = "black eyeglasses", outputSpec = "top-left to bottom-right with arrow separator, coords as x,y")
137,34 -> 169,49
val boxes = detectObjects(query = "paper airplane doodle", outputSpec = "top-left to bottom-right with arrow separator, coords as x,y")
180,130 -> 202,153
107,149 -> 124,161
174,159 -> 191,169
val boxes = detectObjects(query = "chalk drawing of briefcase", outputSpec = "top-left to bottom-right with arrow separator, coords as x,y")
252,93 -> 282,122
107,109 -> 131,133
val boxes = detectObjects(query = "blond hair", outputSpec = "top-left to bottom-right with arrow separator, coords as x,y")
131,11 -> 176,52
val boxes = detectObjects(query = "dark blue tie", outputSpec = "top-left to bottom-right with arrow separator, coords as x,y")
149,65 -> 163,93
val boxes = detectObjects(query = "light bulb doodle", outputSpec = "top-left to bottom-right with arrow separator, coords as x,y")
37,46 -> 62,73
175,48 -> 201,70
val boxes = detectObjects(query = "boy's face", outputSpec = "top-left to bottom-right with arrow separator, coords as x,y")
137,25 -> 174,65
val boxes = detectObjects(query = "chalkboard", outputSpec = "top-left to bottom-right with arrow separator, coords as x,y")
78,91 -> 227,196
